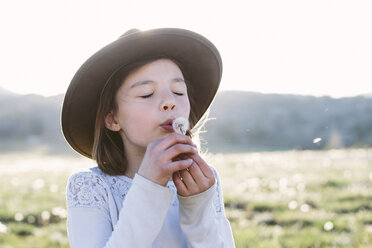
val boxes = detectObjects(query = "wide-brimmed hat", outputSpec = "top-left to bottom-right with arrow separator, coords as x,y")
61,28 -> 222,158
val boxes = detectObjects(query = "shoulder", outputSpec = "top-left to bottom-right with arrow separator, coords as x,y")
66,168 -> 110,211
67,168 -> 108,192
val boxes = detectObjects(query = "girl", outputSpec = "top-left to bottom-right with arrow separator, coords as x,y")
62,28 -> 235,247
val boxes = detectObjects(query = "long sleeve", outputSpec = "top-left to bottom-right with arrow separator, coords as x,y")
178,168 -> 235,248
66,172 -> 174,248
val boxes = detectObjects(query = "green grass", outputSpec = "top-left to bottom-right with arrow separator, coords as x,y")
1,148 -> 372,247
209,148 -> 372,247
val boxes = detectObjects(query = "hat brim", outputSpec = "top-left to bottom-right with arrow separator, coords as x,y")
61,28 -> 222,158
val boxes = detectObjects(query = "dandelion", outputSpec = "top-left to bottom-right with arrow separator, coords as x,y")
365,225 -> 372,233
172,117 -> 189,135
41,210 -> 51,221
324,221 -> 334,231
288,200 -> 298,210
14,212 -> 24,222
300,204 -> 310,213
27,215 -> 36,224
0,222 -> 7,233
52,207 -> 67,219
336,235 -> 351,246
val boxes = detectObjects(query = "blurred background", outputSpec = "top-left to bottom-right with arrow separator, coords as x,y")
0,0 -> 372,247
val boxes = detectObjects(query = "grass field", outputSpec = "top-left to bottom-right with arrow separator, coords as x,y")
0,147 -> 372,247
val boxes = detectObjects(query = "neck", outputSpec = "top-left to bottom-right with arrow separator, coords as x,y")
123,144 -> 146,179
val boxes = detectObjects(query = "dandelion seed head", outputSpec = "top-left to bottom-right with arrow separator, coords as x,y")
27,215 -> 36,224
366,225 -> 372,233
0,222 -> 7,233
324,221 -> 334,231
52,207 -> 67,219
288,200 -> 298,210
300,204 -> 310,213
14,212 -> 24,222
172,117 -> 189,135
41,210 -> 51,221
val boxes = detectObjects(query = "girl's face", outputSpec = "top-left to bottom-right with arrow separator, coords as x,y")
106,59 -> 191,153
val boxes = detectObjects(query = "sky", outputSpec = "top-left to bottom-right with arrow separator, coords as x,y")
0,0 -> 371,98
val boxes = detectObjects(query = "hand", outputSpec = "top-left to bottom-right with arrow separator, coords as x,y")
138,133 -> 198,186
172,152 -> 216,197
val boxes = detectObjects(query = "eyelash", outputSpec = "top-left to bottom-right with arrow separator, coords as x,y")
141,93 -> 153,98
140,92 -> 184,98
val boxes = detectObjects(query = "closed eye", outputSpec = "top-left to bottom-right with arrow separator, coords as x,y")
174,92 -> 184,96
140,93 -> 153,98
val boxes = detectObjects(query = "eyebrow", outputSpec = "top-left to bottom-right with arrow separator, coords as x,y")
130,78 -> 185,89
130,80 -> 154,89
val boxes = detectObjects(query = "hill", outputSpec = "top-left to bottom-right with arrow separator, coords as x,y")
0,89 -> 371,153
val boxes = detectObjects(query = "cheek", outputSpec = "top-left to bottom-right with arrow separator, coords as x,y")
120,104 -> 151,125
181,97 -> 191,117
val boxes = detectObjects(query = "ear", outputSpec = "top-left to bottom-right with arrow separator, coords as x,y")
105,112 -> 121,132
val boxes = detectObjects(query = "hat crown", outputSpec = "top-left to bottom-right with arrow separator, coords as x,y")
119,28 -> 141,39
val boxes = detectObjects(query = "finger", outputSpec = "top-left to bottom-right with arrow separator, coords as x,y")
189,153 -> 215,180
163,144 -> 197,161
153,133 -> 195,153
172,172 -> 188,196
166,158 -> 193,174
187,161 -> 206,185
179,169 -> 199,193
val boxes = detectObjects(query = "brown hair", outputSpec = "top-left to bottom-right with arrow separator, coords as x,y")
92,56 -> 203,176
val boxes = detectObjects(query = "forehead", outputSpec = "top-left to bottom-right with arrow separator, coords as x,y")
123,58 -> 184,86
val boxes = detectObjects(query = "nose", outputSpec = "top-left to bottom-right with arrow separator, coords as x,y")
160,92 -> 176,111
162,103 -> 176,111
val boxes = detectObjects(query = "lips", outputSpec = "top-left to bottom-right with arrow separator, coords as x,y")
160,118 -> 175,132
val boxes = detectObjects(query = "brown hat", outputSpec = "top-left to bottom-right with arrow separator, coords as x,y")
61,28 -> 222,158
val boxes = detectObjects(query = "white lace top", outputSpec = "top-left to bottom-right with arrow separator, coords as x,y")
66,167 -> 235,248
